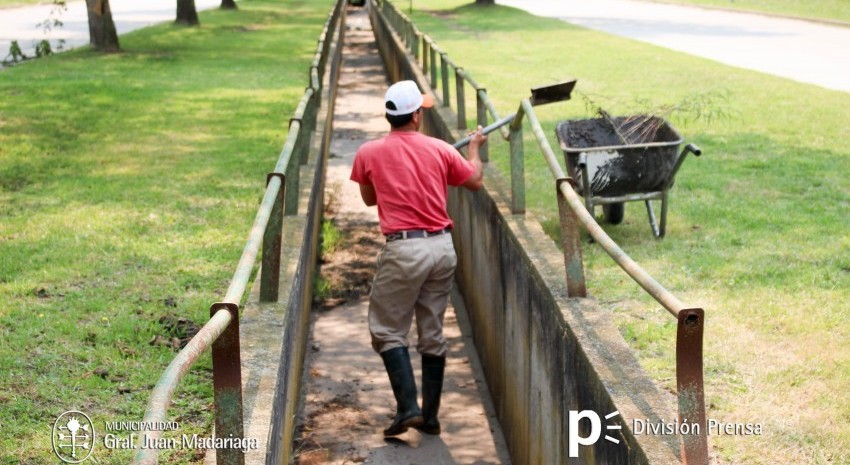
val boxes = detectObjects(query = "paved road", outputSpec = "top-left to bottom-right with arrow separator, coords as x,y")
1,0 -> 221,60
498,0 -> 850,92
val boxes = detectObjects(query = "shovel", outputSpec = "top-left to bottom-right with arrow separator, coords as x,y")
452,79 -> 576,149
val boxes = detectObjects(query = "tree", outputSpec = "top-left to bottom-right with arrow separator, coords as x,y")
176,0 -> 200,26
86,0 -> 120,52
220,0 -> 238,10
475,0 -> 495,4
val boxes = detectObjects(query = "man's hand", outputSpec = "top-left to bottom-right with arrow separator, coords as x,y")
462,125 -> 486,191
468,125 -> 487,150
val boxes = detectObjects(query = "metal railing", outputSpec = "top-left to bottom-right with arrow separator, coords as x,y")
132,1 -> 346,464
374,1 -> 708,463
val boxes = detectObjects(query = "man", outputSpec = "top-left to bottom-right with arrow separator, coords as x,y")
350,80 -> 486,436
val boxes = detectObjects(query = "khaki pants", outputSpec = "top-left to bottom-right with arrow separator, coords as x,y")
368,233 -> 456,357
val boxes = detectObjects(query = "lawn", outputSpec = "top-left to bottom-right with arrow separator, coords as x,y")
0,0 -> 54,8
0,0 -> 332,463
396,0 -> 850,463
657,0 -> 850,24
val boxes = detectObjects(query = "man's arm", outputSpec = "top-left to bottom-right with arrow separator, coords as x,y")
359,183 -> 377,206
462,126 -> 486,191
351,149 -> 376,206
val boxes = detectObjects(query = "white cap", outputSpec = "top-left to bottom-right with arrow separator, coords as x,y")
384,80 -> 434,116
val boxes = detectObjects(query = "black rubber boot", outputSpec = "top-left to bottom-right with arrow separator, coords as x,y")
380,347 -> 424,436
415,354 -> 445,435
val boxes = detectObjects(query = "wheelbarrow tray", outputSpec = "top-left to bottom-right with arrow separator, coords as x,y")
555,115 -> 683,197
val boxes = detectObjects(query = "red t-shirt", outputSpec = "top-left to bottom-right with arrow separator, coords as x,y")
350,130 -> 475,235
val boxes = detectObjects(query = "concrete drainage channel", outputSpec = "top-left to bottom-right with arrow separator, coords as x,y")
292,6 -> 511,464
291,2 -> 686,465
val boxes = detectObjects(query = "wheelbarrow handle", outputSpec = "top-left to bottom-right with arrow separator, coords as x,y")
664,143 -> 704,190
686,143 -> 702,157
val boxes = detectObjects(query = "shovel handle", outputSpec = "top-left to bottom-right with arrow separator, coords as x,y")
453,114 -> 516,149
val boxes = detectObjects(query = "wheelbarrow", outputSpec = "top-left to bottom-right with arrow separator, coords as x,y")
555,115 -> 702,238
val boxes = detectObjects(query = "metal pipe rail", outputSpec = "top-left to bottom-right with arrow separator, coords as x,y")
132,1 -> 346,464
373,2 -> 707,464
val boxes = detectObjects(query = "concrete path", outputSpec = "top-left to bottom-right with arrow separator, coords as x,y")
0,0 -> 221,60
293,6 -> 510,465
498,0 -> 850,93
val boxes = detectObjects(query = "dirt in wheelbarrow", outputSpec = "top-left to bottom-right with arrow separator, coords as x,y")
565,115 -> 663,148
567,119 -> 620,148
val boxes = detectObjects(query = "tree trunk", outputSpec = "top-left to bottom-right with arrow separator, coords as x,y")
85,0 -> 120,52
176,0 -> 200,26
474,0 -> 495,4
220,0 -> 238,10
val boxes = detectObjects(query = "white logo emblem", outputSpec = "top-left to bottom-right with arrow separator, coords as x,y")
52,411 -> 95,463
568,410 -> 622,457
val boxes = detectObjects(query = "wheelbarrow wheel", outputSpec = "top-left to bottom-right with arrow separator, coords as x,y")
603,203 -> 625,224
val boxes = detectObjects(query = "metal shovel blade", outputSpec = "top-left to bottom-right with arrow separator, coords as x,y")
529,79 -> 576,106
452,79 -> 577,149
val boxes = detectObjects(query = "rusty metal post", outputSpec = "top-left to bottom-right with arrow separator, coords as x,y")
429,45 -> 437,90
476,89 -> 489,162
455,68 -> 467,130
402,20 -> 408,47
509,115 -> 525,214
317,39 -> 327,76
261,173 -> 285,302
209,302 -> 245,465
284,120 -> 302,216
556,178 -> 587,297
311,64 -> 319,90
292,90 -> 313,166
422,38 -> 429,76
412,31 -> 420,62
306,91 -> 319,141
314,52 -> 323,85
294,120 -> 308,166
440,53 -> 450,107
676,308 -> 708,465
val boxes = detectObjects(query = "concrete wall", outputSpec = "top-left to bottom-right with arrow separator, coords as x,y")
370,2 -> 682,464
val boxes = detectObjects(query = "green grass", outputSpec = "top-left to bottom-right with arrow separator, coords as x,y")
0,0 -> 44,7
0,0 -> 332,463
655,0 -> 850,24
314,220 -> 343,300
399,1 -> 850,463
320,220 -> 343,256
0,0 -> 68,9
